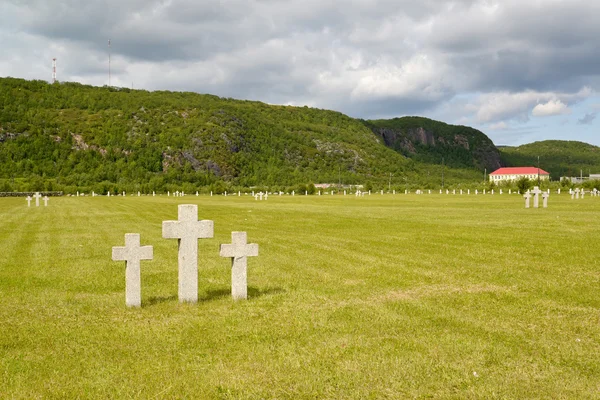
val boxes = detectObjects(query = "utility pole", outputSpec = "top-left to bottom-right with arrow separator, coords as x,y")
108,39 -> 111,87
536,156 -> 540,188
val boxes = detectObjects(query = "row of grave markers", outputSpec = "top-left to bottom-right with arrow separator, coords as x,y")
112,204 -> 258,307
26,187 -> 599,205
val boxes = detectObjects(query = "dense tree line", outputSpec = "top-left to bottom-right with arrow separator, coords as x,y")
0,77 -> 512,194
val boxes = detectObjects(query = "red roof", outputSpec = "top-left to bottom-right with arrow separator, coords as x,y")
490,167 -> 549,175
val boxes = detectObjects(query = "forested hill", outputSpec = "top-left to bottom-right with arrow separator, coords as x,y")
499,141 -> 600,180
0,77 -> 486,193
364,117 -> 502,171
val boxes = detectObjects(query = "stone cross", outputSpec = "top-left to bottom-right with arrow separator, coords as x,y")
122,191 -> 125,197
524,192 -> 531,208
162,204 -> 214,303
571,192 -> 575,200
542,192 -> 549,208
219,231 -> 259,300
575,188 -> 580,199
43,196 -> 49,206
292,191 -> 295,196
112,233 -> 153,307
530,186 -> 542,208
33,192 -> 42,207
26,196 -> 32,207
137,191 -> 140,197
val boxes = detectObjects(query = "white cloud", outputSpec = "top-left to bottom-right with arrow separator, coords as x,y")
532,100 -> 570,117
489,121 -> 509,130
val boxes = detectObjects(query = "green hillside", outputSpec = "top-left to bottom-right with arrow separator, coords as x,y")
500,141 -> 600,180
0,77 -> 484,193
364,117 -> 502,171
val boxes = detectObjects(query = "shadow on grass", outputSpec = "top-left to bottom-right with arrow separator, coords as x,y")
146,295 -> 177,306
200,286 -> 285,302
146,287 -> 285,306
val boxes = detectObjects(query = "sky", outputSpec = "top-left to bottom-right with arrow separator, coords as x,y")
1,0 -> 599,146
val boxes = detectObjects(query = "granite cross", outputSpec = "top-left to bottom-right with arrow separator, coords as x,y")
530,186 -> 542,208
33,192 -> 42,207
162,204 -> 214,303
524,192 -> 531,208
219,232 -> 259,300
112,233 -> 153,307
26,196 -> 32,207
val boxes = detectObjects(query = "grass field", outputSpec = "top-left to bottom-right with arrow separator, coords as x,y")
1,193 -> 599,399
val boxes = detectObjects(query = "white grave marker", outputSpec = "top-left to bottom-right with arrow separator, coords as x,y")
112,233 -> 153,307
43,196 -> 49,206
219,232 -> 259,300
524,192 -> 531,208
33,192 -> 42,207
26,196 -> 32,207
162,205 -> 214,303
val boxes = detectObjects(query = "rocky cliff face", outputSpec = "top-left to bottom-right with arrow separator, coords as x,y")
366,117 -> 502,171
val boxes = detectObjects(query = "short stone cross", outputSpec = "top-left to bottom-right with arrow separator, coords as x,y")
33,192 -> 42,207
524,192 -> 531,208
112,233 -> 153,307
219,232 -> 259,300
26,196 -> 32,207
264,193 -> 268,200
43,196 -> 49,206
575,188 -> 580,199
162,205 -> 214,303
542,192 -> 549,208
530,186 -> 542,208
258,192 -> 264,200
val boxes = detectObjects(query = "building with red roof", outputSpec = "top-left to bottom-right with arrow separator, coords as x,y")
489,167 -> 550,183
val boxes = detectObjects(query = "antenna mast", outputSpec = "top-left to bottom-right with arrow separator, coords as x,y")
108,39 -> 111,87
52,58 -> 57,83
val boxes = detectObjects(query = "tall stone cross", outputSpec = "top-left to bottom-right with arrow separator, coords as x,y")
524,192 -> 531,208
162,204 -> 214,303
26,196 -> 32,207
530,186 -> 542,208
33,192 -> 42,207
43,196 -> 49,207
219,232 -> 259,300
112,233 -> 153,307
542,192 -> 549,208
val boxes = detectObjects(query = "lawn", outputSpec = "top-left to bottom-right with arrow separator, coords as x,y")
1,193 -> 599,399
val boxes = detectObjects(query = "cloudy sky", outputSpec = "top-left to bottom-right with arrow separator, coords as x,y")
1,0 -> 599,146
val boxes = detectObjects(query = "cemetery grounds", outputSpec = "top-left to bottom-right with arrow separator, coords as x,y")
0,193 -> 599,398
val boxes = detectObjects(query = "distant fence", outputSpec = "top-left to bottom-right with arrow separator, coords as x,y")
0,191 -> 64,197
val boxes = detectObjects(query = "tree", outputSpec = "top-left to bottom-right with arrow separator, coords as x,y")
516,176 -> 531,193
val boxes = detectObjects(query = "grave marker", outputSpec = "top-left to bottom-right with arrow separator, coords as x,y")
33,192 -> 42,207
531,186 -> 542,208
524,192 -> 531,208
43,196 -> 49,207
219,232 -> 259,300
162,205 -> 214,303
112,233 -> 153,307
26,196 -> 32,207
542,192 -> 549,208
